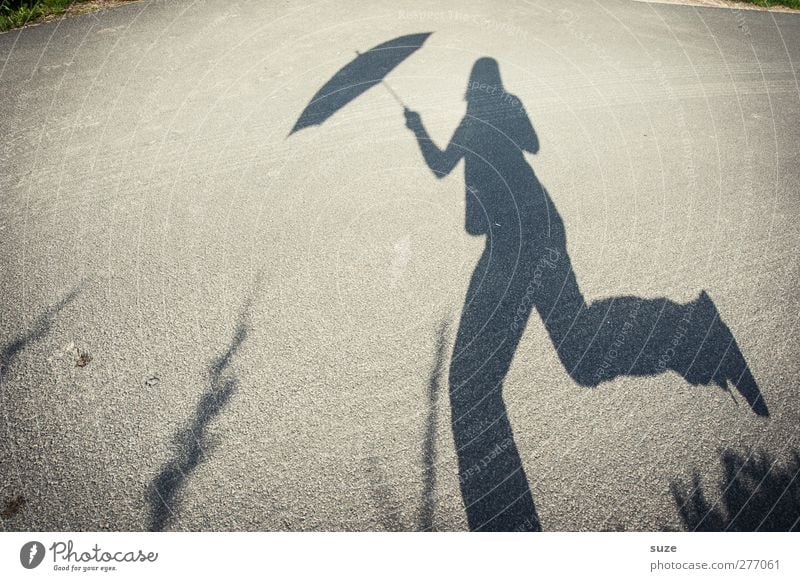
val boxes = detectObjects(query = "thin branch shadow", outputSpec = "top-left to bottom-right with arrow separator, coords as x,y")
146,299 -> 252,531
418,319 -> 448,531
365,455 -> 406,532
0,286 -> 81,382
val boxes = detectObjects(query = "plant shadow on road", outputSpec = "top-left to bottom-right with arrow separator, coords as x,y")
365,455 -> 406,532
417,320 -> 448,531
146,299 -> 251,531
403,57 -> 769,531
366,320 -> 446,531
672,449 -> 800,531
0,286 -> 81,382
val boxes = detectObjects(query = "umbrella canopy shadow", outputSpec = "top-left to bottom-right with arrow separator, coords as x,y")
404,57 -> 768,531
289,32 -> 432,135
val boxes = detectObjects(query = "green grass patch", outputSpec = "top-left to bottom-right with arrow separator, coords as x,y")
736,0 -> 800,8
1,1 -> 94,32
1,0 -> 798,35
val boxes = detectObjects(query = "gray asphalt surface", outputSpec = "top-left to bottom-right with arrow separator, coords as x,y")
1,0 -> 799,531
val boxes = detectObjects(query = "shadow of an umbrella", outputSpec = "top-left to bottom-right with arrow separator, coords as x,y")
289,32 -> 432,135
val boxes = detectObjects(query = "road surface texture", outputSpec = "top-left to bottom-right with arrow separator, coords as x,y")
1,0 -> 799,531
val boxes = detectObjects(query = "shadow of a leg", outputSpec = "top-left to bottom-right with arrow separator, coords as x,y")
449,262 -> 541,531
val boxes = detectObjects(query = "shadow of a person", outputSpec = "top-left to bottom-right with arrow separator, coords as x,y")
404,57 -> 768,532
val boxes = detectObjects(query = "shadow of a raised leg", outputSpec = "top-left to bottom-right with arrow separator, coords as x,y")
551,290 -> 767,417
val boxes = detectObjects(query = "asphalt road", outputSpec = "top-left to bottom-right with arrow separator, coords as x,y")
1,0 -> 799,531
